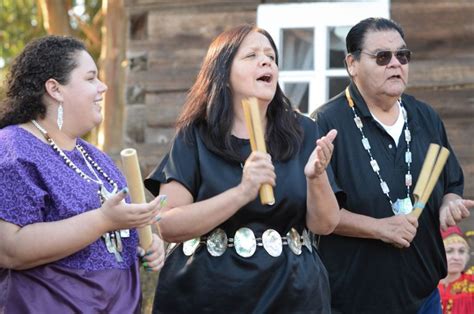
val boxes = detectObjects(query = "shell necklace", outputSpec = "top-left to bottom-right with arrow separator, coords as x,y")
31,120 -> 125,262
344,87 -> 413,215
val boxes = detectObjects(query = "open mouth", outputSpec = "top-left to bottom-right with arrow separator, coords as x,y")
388,74 -> 401,79
257,74 -> 272,83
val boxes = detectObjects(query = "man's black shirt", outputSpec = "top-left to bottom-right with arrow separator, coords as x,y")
312,83 -> 464,314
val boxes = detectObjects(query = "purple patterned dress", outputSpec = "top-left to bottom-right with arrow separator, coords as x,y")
0,125 -> 141,313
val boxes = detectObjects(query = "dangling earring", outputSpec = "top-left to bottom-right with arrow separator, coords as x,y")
57,102 -> 64,130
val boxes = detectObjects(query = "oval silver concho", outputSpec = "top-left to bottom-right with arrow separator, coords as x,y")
182,237 -> 200,256
233,227 -> 256,258
262,229 -> 283,257
302,229 -> 312,253
207,228 -> 228,257
286,228 -> 302,255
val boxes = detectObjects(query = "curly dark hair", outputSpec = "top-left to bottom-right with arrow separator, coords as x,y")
0,36 -> 86,128
177,24 -> 303,162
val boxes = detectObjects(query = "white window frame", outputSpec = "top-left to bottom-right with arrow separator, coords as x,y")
257,1 -> 390,113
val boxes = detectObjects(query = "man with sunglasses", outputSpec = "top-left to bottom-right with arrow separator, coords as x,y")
312,17 -> 473,314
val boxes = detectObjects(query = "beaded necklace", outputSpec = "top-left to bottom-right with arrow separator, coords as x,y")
31,119 -> 124,262
344,87 -> 413,215
31,120 -> 118,200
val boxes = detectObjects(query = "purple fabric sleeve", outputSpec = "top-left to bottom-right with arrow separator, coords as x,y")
0,159 -> 47,226
0,125 -> 143,312
0,125 -> 139,271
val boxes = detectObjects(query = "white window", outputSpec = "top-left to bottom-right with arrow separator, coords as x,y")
258,0 -> 390,114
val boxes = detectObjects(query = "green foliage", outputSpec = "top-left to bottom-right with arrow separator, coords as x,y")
0,0 -> 102,98
0,0 -> 103,69
0,0 -> 46,71
71,0 -> 103,59
0,0 -> 46,97
83,0 -> 102,21
0,2 -> 158,307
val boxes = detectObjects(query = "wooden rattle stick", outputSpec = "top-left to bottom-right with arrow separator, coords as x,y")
411,144 -> 440,217
242,97 -> 275,205
242,99 -> 257,152
412,147 -> 450,218
120,148 -> 153,250
413,144 -> 440,201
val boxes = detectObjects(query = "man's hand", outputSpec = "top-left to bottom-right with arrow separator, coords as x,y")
376,214 -> 419,248
440,199 -> 473,231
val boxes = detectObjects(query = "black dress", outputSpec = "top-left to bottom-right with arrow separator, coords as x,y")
145,114 -> 341,314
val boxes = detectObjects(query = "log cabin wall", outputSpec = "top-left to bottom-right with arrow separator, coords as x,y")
123,0 -> 473,229
124,0 -> 260,176
391,0 -> 474,232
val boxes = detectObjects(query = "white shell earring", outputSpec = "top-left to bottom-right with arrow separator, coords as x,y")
57,103 -> 64,130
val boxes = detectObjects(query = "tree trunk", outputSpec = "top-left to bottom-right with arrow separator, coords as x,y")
98,0 -> 126,155
38,0 -> 72,35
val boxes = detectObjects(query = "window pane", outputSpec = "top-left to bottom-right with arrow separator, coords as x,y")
281,28 -> 314,71
284,82 -> 309,114
328,77 -> 350,99
328,26 -> 351,69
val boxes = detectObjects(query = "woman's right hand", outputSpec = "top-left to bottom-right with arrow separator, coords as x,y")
238,151 -> 276,202
98,188 -> 163,231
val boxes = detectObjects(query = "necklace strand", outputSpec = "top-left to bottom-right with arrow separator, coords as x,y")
344,87 -> 412,213
30,120 -> 125,262
31,120 -> 118,200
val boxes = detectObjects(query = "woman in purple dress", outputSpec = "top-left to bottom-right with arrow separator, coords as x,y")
0,36 -> 164,313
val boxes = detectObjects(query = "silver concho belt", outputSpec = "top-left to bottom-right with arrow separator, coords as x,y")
182,227 -> 312,258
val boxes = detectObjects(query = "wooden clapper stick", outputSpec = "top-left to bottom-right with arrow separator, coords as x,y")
411,143 -> 450,218
120,148 -> 153,250
242,97 -> 275,205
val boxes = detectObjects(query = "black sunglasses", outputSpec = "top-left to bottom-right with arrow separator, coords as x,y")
359,49 -> 411,66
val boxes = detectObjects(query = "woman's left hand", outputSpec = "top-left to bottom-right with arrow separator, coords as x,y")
137,233 -> 165,272
304,129 -> 337,179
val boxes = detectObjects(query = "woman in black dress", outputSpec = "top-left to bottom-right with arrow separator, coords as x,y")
145,24 -> 341,313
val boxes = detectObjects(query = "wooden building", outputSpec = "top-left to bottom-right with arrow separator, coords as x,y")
122,0 -> 474,231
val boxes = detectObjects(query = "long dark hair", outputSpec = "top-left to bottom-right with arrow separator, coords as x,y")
0,36 -> 85,128
176,24 -> 303,162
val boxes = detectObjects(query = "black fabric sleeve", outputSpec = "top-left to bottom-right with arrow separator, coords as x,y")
436,116 -> 464,197
144,130 -> 200,199
311,112 -> 346,208
326,162 -> 346,210
314,119 -> 346,209
311,109 -> 331,135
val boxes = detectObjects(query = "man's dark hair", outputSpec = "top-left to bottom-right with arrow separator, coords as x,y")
346,17 -> 405,59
